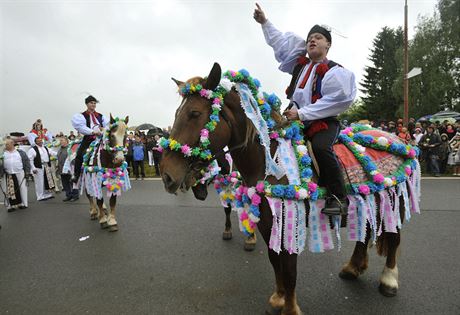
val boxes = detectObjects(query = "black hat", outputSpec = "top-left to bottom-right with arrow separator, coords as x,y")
308,25 -> 332,43
85,95 -> 99,104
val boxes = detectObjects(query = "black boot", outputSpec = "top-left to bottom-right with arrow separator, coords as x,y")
321,195 -> 347,216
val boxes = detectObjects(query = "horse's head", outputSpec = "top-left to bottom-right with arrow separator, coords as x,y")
106,114 -> 129,166
161,63 -> 233,194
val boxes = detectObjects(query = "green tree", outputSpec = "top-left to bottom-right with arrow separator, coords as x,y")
361,27 -> 404,122
393,0 -> 459,118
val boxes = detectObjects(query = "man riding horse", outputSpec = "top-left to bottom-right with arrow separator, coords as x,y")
254,3 -> 357,216
71,95 -> 109,184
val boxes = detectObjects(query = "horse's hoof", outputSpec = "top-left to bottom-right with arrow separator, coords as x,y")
108,225 -> 118,232
90,214 -> 97,221
222,231 -> 232,240
339,270 -> 359,280
265,305 -> 282,315
379,283 -> 398,297
244,242 -> 256,251
100,222 -> 109,229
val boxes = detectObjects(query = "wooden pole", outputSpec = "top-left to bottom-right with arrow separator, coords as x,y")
403,0 -> 409,126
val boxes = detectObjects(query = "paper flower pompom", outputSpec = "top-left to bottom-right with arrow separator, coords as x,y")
377,136 -> 388,146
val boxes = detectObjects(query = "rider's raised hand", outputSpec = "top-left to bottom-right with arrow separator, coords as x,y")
253,3 -> 267,24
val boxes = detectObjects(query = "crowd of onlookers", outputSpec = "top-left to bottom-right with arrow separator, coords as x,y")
346,118 -> 460,177
0,119 -> 168,215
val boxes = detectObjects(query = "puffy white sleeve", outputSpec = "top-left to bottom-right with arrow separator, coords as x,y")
27,132 -> 37,146
27,148 -> 37,171
71,113 -> 93,135
101,115 -> 109,128
298,66 -> 357,121
262,20 -> 307,74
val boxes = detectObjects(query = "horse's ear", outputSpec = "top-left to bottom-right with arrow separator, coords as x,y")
110,113 -> 115,124
124,116 -> 129,124
203,62 -> 221,91
171,78 -> 183,87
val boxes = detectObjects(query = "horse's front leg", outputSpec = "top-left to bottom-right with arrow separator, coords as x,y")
222,205 -> 232,240
257,200 -> 291,315
107,195 -> 118,232
279,252 -> 301,315
96,198 -> 109,229
86,192 -> 98,220
244,232 -> 257,252
339,225 -> 371,280
378,231 -> 400,297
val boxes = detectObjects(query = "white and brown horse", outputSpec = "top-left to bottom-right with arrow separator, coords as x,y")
81,115 -> 130,232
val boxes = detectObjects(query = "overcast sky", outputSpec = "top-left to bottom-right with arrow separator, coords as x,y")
1,0 -> 438,136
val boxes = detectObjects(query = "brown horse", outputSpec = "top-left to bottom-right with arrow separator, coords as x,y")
161,63 -> 414,314
81,114 -> 130,232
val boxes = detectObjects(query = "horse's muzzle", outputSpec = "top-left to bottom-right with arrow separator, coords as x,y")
162,172 -> 180,194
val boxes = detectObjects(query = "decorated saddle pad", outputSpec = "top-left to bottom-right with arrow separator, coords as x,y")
334,130 -> 405,185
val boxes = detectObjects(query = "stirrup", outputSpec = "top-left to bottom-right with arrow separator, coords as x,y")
321,195 -> 347,216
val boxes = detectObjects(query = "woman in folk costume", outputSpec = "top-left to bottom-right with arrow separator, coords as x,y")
254,3 -> 357,215
1,138 -> 31,211
27,137 -> 56,201
27,119 -> 53,146
71,95 -> 109,184
448,131 -> 460,175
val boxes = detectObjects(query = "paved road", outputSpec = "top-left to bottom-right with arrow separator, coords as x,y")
1,179 -> 459,314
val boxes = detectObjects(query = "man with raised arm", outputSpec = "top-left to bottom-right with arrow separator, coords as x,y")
254,3 -> 357,215
71,95 -> 109,183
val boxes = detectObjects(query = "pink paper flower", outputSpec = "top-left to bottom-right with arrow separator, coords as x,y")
251,194 -> 262,205
181,144 -> 191,156
358,184 -> 370,195
240,211 -> 248,221
256,182 -> 265,193
200,129 -> 209,137
373,173 -> 385,183
405,167 -> 412,175
199,89 -> 208,97
408,149 -> 416,158
308,182 -> 317,192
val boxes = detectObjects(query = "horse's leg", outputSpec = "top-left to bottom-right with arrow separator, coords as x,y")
378,230 -> 400,297
107,195 -> 118,232
222,205 -> 232,240
257,200 -> 288,315
86,192 -> 98,221
339,225 -> 371,280
96,198 -> 109,229
279,252 -> 301,315
244,232 -> 257,252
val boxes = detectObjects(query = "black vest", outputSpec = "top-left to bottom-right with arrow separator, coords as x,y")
33,146 -> 51,169
81,111 -> 103,140
286,59 -> 340,99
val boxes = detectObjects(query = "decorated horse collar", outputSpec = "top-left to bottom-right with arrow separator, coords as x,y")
83,117 -> 129,174
103,117 -> 129,153
159,69 -> 282,161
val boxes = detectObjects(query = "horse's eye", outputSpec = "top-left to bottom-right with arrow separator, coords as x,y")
190,111 -> 201,118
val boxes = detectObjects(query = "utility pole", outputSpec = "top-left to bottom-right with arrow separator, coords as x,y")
403,0 -> 409,126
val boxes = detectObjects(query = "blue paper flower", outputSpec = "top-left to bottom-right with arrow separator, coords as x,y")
271,185 -> 285,197
239,69 -> 250,78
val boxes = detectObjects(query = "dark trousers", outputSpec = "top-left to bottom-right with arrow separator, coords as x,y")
309,119 -> 346,199
153,154 -> 161,176
426,154 -> 440,175
133,160 -> 145,178
61,174 -> 78,198
74,137 -> 93,181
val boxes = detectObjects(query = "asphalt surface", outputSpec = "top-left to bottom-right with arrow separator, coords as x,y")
0,178 -> 459,315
